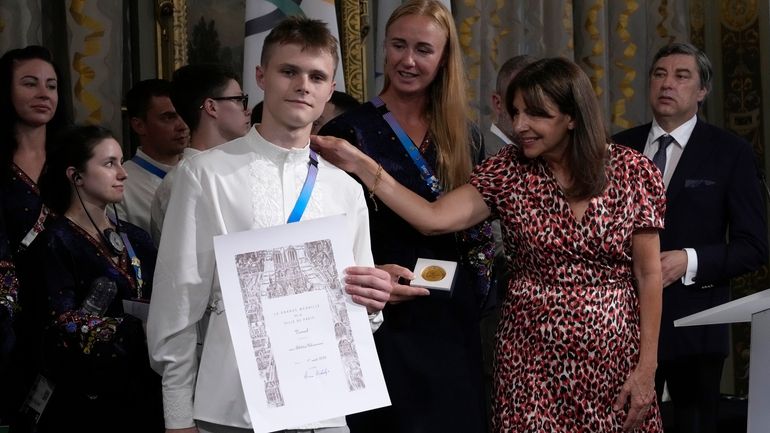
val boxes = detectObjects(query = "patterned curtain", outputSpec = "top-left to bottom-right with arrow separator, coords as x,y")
65,0 -> 124,134
0,0 -> 43,53
454,0 -> 689,134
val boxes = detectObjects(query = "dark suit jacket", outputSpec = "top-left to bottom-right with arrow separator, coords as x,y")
613,119 -> 768,361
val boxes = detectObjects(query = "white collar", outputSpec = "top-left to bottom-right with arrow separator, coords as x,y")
249,126 -> 313,163
489,123 -> 514,145
649,114 -> 698,149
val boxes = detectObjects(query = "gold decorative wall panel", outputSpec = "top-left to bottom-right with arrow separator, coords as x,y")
156,0 -> 187,79
340,0 -> 366,101
719,0 -> 767,396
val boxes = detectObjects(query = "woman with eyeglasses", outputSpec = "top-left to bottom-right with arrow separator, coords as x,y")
16,125 -> 163,432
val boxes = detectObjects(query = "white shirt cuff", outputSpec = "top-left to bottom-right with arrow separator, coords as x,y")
368,310 -> 384,333
682,248 -> 698,286
162,387 -> 196,429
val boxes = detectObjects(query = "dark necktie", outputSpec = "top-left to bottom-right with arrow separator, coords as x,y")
653,135 -> 674,175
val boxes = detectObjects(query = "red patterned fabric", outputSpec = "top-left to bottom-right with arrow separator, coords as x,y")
470,143 -> 665,432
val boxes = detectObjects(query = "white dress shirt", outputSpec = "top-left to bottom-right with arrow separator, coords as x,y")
116,148 -> 175,233
149,147 -> 202,245
147,127 -> 377,430
490,123 -> 513,146
643,114 -> 699,285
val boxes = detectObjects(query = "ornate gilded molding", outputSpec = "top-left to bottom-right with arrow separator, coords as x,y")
720,0 -> 762,155
689,0 -> 705,49
155,0 -> 187,79
340,0 -> 366,101
721,0 -> 757,31
173,0 -> 188,71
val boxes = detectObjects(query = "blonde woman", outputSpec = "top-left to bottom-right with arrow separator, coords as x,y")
319,1 -> 492,432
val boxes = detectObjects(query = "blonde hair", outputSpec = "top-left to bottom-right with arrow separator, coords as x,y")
383,0 -> 473,190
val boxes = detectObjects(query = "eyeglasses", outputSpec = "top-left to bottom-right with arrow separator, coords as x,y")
201,93 -> 249,111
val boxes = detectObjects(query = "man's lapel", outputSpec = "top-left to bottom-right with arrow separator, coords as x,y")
665,119 -> 716,204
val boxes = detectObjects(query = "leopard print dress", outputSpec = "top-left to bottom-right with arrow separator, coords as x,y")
470,143 -> 665,432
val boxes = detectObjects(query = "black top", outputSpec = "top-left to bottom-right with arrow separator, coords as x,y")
320,101 -> 489,433
15,216 -> 163,432
1,163 -> 50,256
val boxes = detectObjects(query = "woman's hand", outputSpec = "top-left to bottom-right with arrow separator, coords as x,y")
614,366 -> 656,431
310,135 -> 368,175
376,264 -> 430,304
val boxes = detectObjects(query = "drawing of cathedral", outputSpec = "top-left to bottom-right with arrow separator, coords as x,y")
235,239 -> 367,405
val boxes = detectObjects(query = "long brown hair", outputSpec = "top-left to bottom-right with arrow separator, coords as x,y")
505,58 -> 608,199
382,0 -> 473,190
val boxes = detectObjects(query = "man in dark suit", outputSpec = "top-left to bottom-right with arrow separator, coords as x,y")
613,42 -> 768,433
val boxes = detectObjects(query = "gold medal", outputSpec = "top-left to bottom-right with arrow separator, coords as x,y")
421,265 -> 446,282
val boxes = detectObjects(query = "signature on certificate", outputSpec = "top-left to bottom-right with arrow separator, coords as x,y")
304,366 -> 330,379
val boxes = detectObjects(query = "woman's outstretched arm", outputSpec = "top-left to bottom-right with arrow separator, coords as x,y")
312,135 -> 491,235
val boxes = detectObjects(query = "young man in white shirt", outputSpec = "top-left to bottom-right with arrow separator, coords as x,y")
118,79 -> 189,232
147,17 -> 392,433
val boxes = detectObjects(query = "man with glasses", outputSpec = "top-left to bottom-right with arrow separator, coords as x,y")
118,79 -> 189,232
149,64 -> 252,244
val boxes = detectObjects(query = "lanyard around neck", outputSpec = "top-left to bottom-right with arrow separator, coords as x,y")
132,155 -> 167,179
120,232 -> 144,299
286,149 -> 319,223
107,213 -> 145,298
371,97 -> 441,196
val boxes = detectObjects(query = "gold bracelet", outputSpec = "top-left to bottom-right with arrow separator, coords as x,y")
368,163 -> 383,211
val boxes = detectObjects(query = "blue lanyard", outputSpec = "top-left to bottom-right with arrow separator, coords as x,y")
371,97 -> 442,195
132,155 -> 167,179
107,214 -> 144,298
287,149 -> 319,223
120,232 -> 144,299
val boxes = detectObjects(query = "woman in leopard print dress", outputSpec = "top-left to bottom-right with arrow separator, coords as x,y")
313,57 -> 664,432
